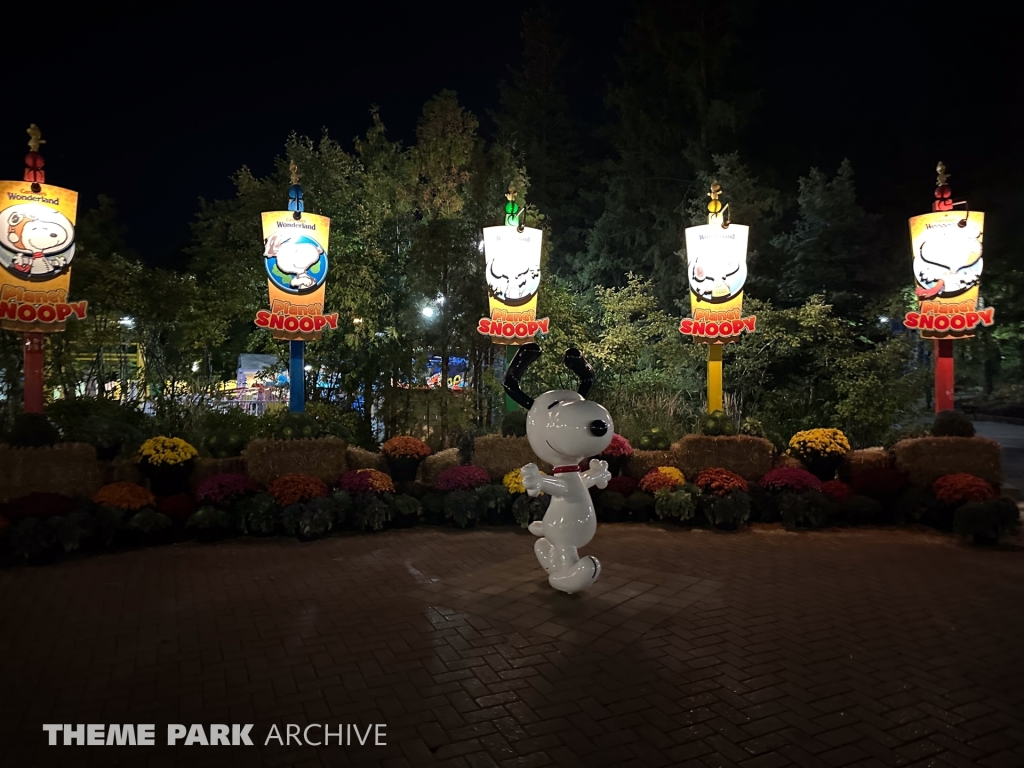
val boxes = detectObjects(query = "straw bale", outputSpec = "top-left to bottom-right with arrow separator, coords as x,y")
0,443 -> 101,502
345,446 -> 389,473
243,437 -> 348,485
472,436 -> 552,482
774,453 -> 806,470
102,461 -> 143,486
838,447 -> 892,482
892,436 -> 1001,487
624,450 -> 680,479
416,448 -> 462,487
671,435 -> 775,480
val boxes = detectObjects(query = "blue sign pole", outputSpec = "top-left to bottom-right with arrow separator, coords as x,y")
289,340 -> 305,412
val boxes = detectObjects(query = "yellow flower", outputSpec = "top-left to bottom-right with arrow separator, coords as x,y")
136,436 -> 198,466
503,467 -> 546,495
787,428 -> 849,461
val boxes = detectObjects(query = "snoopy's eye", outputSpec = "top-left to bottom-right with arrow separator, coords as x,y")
547,400 -> 560,409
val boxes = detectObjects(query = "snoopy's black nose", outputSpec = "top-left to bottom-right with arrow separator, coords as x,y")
589,419 -> 608,437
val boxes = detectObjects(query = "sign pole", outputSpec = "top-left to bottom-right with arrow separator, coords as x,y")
289,340 -> 305,413
934,339 -> 954,412
505,344 -> 518,412
707,344 -> 723,413
23,332 -> 44,413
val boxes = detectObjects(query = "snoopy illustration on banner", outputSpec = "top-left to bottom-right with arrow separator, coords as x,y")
264,234 -> 325,291
2,205 -> 75,278
503,343 -> 614,594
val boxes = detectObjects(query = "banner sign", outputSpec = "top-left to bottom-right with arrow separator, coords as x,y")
904,210 -> 989,339
254,211 -> 337,341
680,223 -> 755,343
0,180 -> 85,331
476,225 -> 548,344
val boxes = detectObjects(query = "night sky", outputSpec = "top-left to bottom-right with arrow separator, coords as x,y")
3,0 -> 1020,266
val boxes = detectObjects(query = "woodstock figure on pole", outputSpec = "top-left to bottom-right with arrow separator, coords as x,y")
504,343 -> 614,594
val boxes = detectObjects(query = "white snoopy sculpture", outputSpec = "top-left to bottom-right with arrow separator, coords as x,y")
504,343 -> 614,594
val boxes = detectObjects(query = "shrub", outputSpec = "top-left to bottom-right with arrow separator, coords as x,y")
92,506 -> 127,547
594,490 -> 626,518
787,428 -> 850,465
932,473 -> 994,505
476,485 -> 511,519
136,436 -> 198,466
639,467 -> 686,493
931,410 -> 975,438
5,413 -> 60,447
600,434 -> 634,458
238,492 -> 278,535
747,482 -> 779,523
1,492 -> 77,522
708,490 -> 751,528
155,494 -> 198,522
391,494 -> 423,519
605,475 -> 639,496
127,510 -> 173,535
436,465 -> 491,492
304,402 -> 358,441
512,494 -> 548,528
381,436 -> 431,460
338,469 -> 395,495
197,473 -> 260,505
637,427 -> 671,450
269,411 -> 322,440
283,497 -> 337,539
740,417 -> 766,438
501,410 -> 527,437
654,488 -> 698,522
850,467 -> 910,498
268,474 -> 329,507
444,490 -> 481,527
695,468 -> 749,497
625,491 -> 656,517
953,497 -> 1020,543
778,491 -> 830,530
821,480 -> 853,501
47,397 -> 146,457
92,482 -> 155,511
760,467 -> 822,493
839,495 -> 884,525
350,493 -> 392,531
9,517 -> 54,561
197,408 -> 259,458
187,506 -> 234,532
50,513 -> 94,553
699,410 -> 736,437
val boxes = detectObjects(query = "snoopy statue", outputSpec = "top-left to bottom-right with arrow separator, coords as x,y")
503,343 -> 614,594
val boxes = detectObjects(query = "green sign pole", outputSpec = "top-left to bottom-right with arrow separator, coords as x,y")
505,344 -> 518,412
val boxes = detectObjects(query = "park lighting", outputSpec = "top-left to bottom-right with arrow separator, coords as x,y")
119,316 -> 135,328
679,182 -> 757,413
304,365 -> 312,372
902,161 -> 991,412
421,306 -> 435,319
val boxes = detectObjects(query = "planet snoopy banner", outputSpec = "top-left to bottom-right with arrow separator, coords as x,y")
476,225 -> 549,344
680,222 -> 755,344
254,211 -> 338,341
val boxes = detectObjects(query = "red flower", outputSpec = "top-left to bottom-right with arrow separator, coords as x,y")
156,494 -> 198,521
821,480 -> 853,501
932,473 -> 994,505
338,469 -> 395,495
436,465 -> 491,491
600,434 -> 634,458
695,468 -> 749,497
850,468 -> 910,497
604,476 -> 639,496
269,474 -> 330,506
197,473 -> 260,505
760,467 -> 822,493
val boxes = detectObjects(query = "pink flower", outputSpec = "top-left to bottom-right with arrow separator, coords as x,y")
760,467 -> 822,493
600,434 -> 634,458
197,473 -> 260,504
436,465 -> 491,491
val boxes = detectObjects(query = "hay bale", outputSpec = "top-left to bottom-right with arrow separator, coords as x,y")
416,448 -> 461,487
346,446 -> 389,474
0,443 -> 102,502
102,461 -> 143,486
838,447 -> 892,482
472,436 -> 552,482
893,436 -> 1001,487
243,437 -> 348,485
774,453 -> 806,470
190,457 -> 248,493
624,450 -> 679,479
672,435 -> 775,480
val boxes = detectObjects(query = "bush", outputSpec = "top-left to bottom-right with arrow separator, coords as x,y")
50,512 -> 94,553
740,417 -> 766,439
47,397 -> 146,458
268,411 -> 322,440
512,494 -> 548,528
708,490 -> 751,529
748,482 -> 778,522
760,467 -> 822,493
187,506 -> 234,534
444,489 -> 480,527
594,490 -> 627,519
338,469 -> 395,495
304,402 -> 358,441
932,473 -> 995,505
476,485 -> 511,521
694,468 -> 749,497
5,413 -> 60,447
127,510 -> 173,535
9,517 -> 55,561
350,493 -> 391,530
953,497 -> 1020,544
778,491 -> 830,530
639,467 -> 686,493
699,410 -> 736,437
839,495 -> 884,525
625,491 -> 656,518
501,410 -> 527,437
284,496 -> 337,539
390,494 -> 423,519
268,474 -> 329,507
654,488 -> 698,522
197,473 -> 260,506
932,410 -> 975,438
197,408 -> 259,458
436,465 -> 491,492
238,492 -> 278,535
92,482 -> 155,511
637,427 -> 671,450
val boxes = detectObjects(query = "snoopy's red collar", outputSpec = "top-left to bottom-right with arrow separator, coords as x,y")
552,465 -> 580,474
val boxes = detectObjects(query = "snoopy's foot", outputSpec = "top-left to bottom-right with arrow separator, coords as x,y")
549,556 -> 601,594
290,274 -> 315,290
534,537 -> 555,573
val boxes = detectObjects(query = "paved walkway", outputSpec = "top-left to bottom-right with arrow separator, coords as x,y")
1,525 -> 1022,768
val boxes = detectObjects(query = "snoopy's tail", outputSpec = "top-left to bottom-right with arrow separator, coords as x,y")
549,556 -> 601,594
528,521 -> 545,537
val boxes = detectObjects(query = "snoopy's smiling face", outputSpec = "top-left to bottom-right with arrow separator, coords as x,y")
22,219 -> 69,252
526,389 -> 614,466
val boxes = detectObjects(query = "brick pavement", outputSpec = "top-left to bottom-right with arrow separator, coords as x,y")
1,524 -> 1022,767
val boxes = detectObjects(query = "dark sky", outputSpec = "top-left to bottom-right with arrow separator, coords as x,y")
2,0 -> 1020,266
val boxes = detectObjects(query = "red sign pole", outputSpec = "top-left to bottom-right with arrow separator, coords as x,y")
23,332 -> 44,413
934,339 -> 954,412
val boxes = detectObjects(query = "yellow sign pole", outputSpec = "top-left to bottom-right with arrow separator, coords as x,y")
707,344 -> 723,413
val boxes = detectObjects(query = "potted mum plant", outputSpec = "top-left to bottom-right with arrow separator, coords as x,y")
787,428 -> 850,481
381,436 -> 431,483
135,437 -> 198,496
599,433 -> 634,477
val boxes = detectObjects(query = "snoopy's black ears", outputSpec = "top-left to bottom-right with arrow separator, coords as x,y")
564,348 -> 596,398
504,342 -> 541,410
